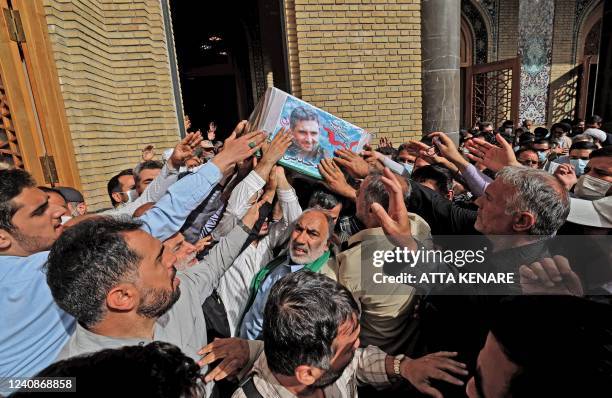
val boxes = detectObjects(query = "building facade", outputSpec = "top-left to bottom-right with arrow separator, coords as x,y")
0,0 -> 608,210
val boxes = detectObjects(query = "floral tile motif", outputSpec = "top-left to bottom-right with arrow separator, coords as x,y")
462,0 -> 490,64
572,0 -> 599,61
518,0 -> 555,124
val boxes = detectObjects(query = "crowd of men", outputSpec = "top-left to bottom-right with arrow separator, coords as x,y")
1,113 -> 611,398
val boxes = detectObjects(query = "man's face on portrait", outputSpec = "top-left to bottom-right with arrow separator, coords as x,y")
291,119 -> 320,152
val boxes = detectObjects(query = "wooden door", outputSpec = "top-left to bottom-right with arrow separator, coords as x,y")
0,0 -> 80,188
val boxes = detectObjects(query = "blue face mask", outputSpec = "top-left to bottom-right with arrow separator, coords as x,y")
569,158 -> 588,176
537,151 -> 548,163
403,162 -> 414,175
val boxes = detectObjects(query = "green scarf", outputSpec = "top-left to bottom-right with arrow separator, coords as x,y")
243,250 -> 331,317
250,250 -> 331,293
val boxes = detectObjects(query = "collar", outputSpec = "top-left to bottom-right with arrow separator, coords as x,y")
347,227 -> 387,248
251,353 -> 341,398
488,238 -> 549,271
72,323 -> 151,353
282,256 -> 304,272
251,354 -> 295,398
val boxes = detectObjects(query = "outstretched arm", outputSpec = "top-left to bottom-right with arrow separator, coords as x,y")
140,123 -> 265,241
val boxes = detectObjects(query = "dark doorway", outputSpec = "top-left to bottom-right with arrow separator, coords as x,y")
170,0 -> 289,139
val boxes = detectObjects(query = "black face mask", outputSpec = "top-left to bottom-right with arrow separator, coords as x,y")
240,201 -> 274,252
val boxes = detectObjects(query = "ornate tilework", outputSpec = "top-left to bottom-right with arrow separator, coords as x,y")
572,0 -> 601,61
518,0 -> 555,124
462,0 -> 499,64
477,0 -> 497,22
462,0 -> 489,64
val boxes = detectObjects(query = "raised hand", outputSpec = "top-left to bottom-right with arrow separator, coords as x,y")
275,165 -> 292,190
334,148 -> 370,179
400,352 -> 468,398
141,144 -> 155,161
463,133 -> 520,172
318,158 -> 357,201
553,163 -> 577,191
255,128 -> 292,180
379,137 -> 393,148
198,338 -> 251,383
170,132 -> 203,169
427,132 -> 469,170
242,196 -> 270,230
194,235 -> 213,253
212,121 -> 265,174
362,150 -> 386,172
262,166 -> 278,203
207,122 -> 217,141
519,255 -> 584,296
370,168 -> 416,249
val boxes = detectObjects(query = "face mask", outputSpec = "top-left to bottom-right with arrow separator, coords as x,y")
60,215 -> 72,225
569,158 -> 588,177
513,145 -> 520,152
574,175 -> 612,200
403,162 -> 414,175
537,151 -> 548,163
122,189 -> 138,203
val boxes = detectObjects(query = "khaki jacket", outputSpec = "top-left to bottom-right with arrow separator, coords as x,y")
335,213 -> 432,354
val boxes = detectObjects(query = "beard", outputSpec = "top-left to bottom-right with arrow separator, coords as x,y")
310,355 -> 353,389
12,228 -> 55,253
311,367 -> 345,388
289,240 -> 327,265
137,271 -> 181,319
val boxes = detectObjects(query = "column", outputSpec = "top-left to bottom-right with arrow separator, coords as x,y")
517,0 -> 555,125
421,0 -> 461,136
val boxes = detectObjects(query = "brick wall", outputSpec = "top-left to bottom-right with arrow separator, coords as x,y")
497,0 -> 519,60
550,0 -> 577,83
286,0 -> 422,143
548,0 -> 579,123
284,0 -> 303,98
43,0 -> 180,210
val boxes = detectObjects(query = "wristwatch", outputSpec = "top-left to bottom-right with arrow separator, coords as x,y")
393,354 -> 406,379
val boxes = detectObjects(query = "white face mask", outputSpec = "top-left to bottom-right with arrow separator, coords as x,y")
122,189 -> 139,203
574,175 -> 612,200
60,215 -> 72,225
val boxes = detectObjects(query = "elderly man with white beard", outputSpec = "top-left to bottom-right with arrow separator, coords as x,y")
239,208 -> 337,339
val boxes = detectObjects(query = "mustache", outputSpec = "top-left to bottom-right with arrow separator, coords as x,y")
291,242 -> 309,254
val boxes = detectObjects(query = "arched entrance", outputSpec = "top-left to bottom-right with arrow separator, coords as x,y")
170,0 -> 289,138
460,16 -> 475,127
576,1 -> 603,119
